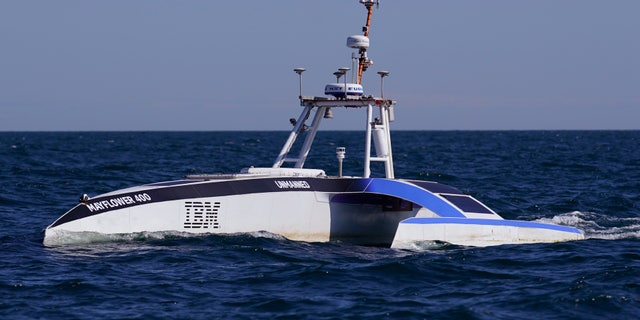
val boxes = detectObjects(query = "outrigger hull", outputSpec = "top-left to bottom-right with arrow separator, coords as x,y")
392,218 -> 584,248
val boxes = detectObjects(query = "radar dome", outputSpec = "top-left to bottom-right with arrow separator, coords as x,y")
347,35 -> 369,49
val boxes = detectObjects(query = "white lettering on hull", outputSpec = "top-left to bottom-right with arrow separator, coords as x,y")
85,193 -> 152,213
274,180 -> 311,189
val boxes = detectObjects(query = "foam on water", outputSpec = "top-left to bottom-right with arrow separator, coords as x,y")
537,211 -> 640,240
43,229 -> 291,247
390,240 -> 452,251
44,211 -> 635,248
43,230 -> 199,247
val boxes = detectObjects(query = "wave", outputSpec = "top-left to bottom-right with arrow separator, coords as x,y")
43,211 -> 639,249
42,229 -> 289,247
537,211 -> 640,240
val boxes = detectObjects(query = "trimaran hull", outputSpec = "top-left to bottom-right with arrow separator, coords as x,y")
44,175 -> 583,247
43,0 -> 584,247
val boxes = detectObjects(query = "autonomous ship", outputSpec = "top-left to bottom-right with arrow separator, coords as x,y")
43,0 -> 584,247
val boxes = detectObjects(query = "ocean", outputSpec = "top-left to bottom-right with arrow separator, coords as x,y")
1,131 -> 638,319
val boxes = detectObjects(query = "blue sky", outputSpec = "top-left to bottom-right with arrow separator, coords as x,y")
1,0 -> 638,131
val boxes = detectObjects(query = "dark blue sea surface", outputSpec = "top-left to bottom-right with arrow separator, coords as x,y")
1,131 -> 639,319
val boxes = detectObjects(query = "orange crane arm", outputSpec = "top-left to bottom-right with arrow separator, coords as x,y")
357,4 -> 375,84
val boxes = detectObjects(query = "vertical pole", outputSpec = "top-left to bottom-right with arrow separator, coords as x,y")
385,105 -> 395,178
338,67 -> 350,98
336,147 -> 346,177
377,71 -> 389,98
364,104 -> 373,178
294,68 -> 305,99
379,104 -> 394,179
344,72 -> 348,97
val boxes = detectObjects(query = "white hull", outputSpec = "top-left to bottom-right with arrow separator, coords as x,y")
44,176 -> 420,246
391,218 -> 584,248
45,192 -> 332,245
44,173 -> 584,247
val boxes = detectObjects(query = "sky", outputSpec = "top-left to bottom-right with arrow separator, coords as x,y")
1,0 -> 638,131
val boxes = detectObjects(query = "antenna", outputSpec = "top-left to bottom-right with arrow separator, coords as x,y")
351,52 -> 358,83
377,70 -> 389,98
294,67 -> 305,98
353,0 -> 377,84
339,67 -> 350,98
333,71 -> 343,82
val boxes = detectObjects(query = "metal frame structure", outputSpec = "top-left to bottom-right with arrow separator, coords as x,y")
272,97 -> 396,178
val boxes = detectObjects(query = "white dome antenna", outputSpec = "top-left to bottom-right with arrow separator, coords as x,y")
359,0 -> 379,8
347,35 -> 369,49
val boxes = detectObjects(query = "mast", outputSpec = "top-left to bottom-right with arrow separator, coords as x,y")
274,0 -> 395,179
356,0 -> 377,84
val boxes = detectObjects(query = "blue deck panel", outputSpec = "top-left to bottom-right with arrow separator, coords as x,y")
401,217 -> 584,234
364,179 -> 466,218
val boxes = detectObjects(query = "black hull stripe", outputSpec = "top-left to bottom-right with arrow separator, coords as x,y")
50,177 -> 360,228
48,177 -> 461,228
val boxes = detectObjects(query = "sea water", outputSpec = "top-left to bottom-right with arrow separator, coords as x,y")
1,131 -> 638,319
